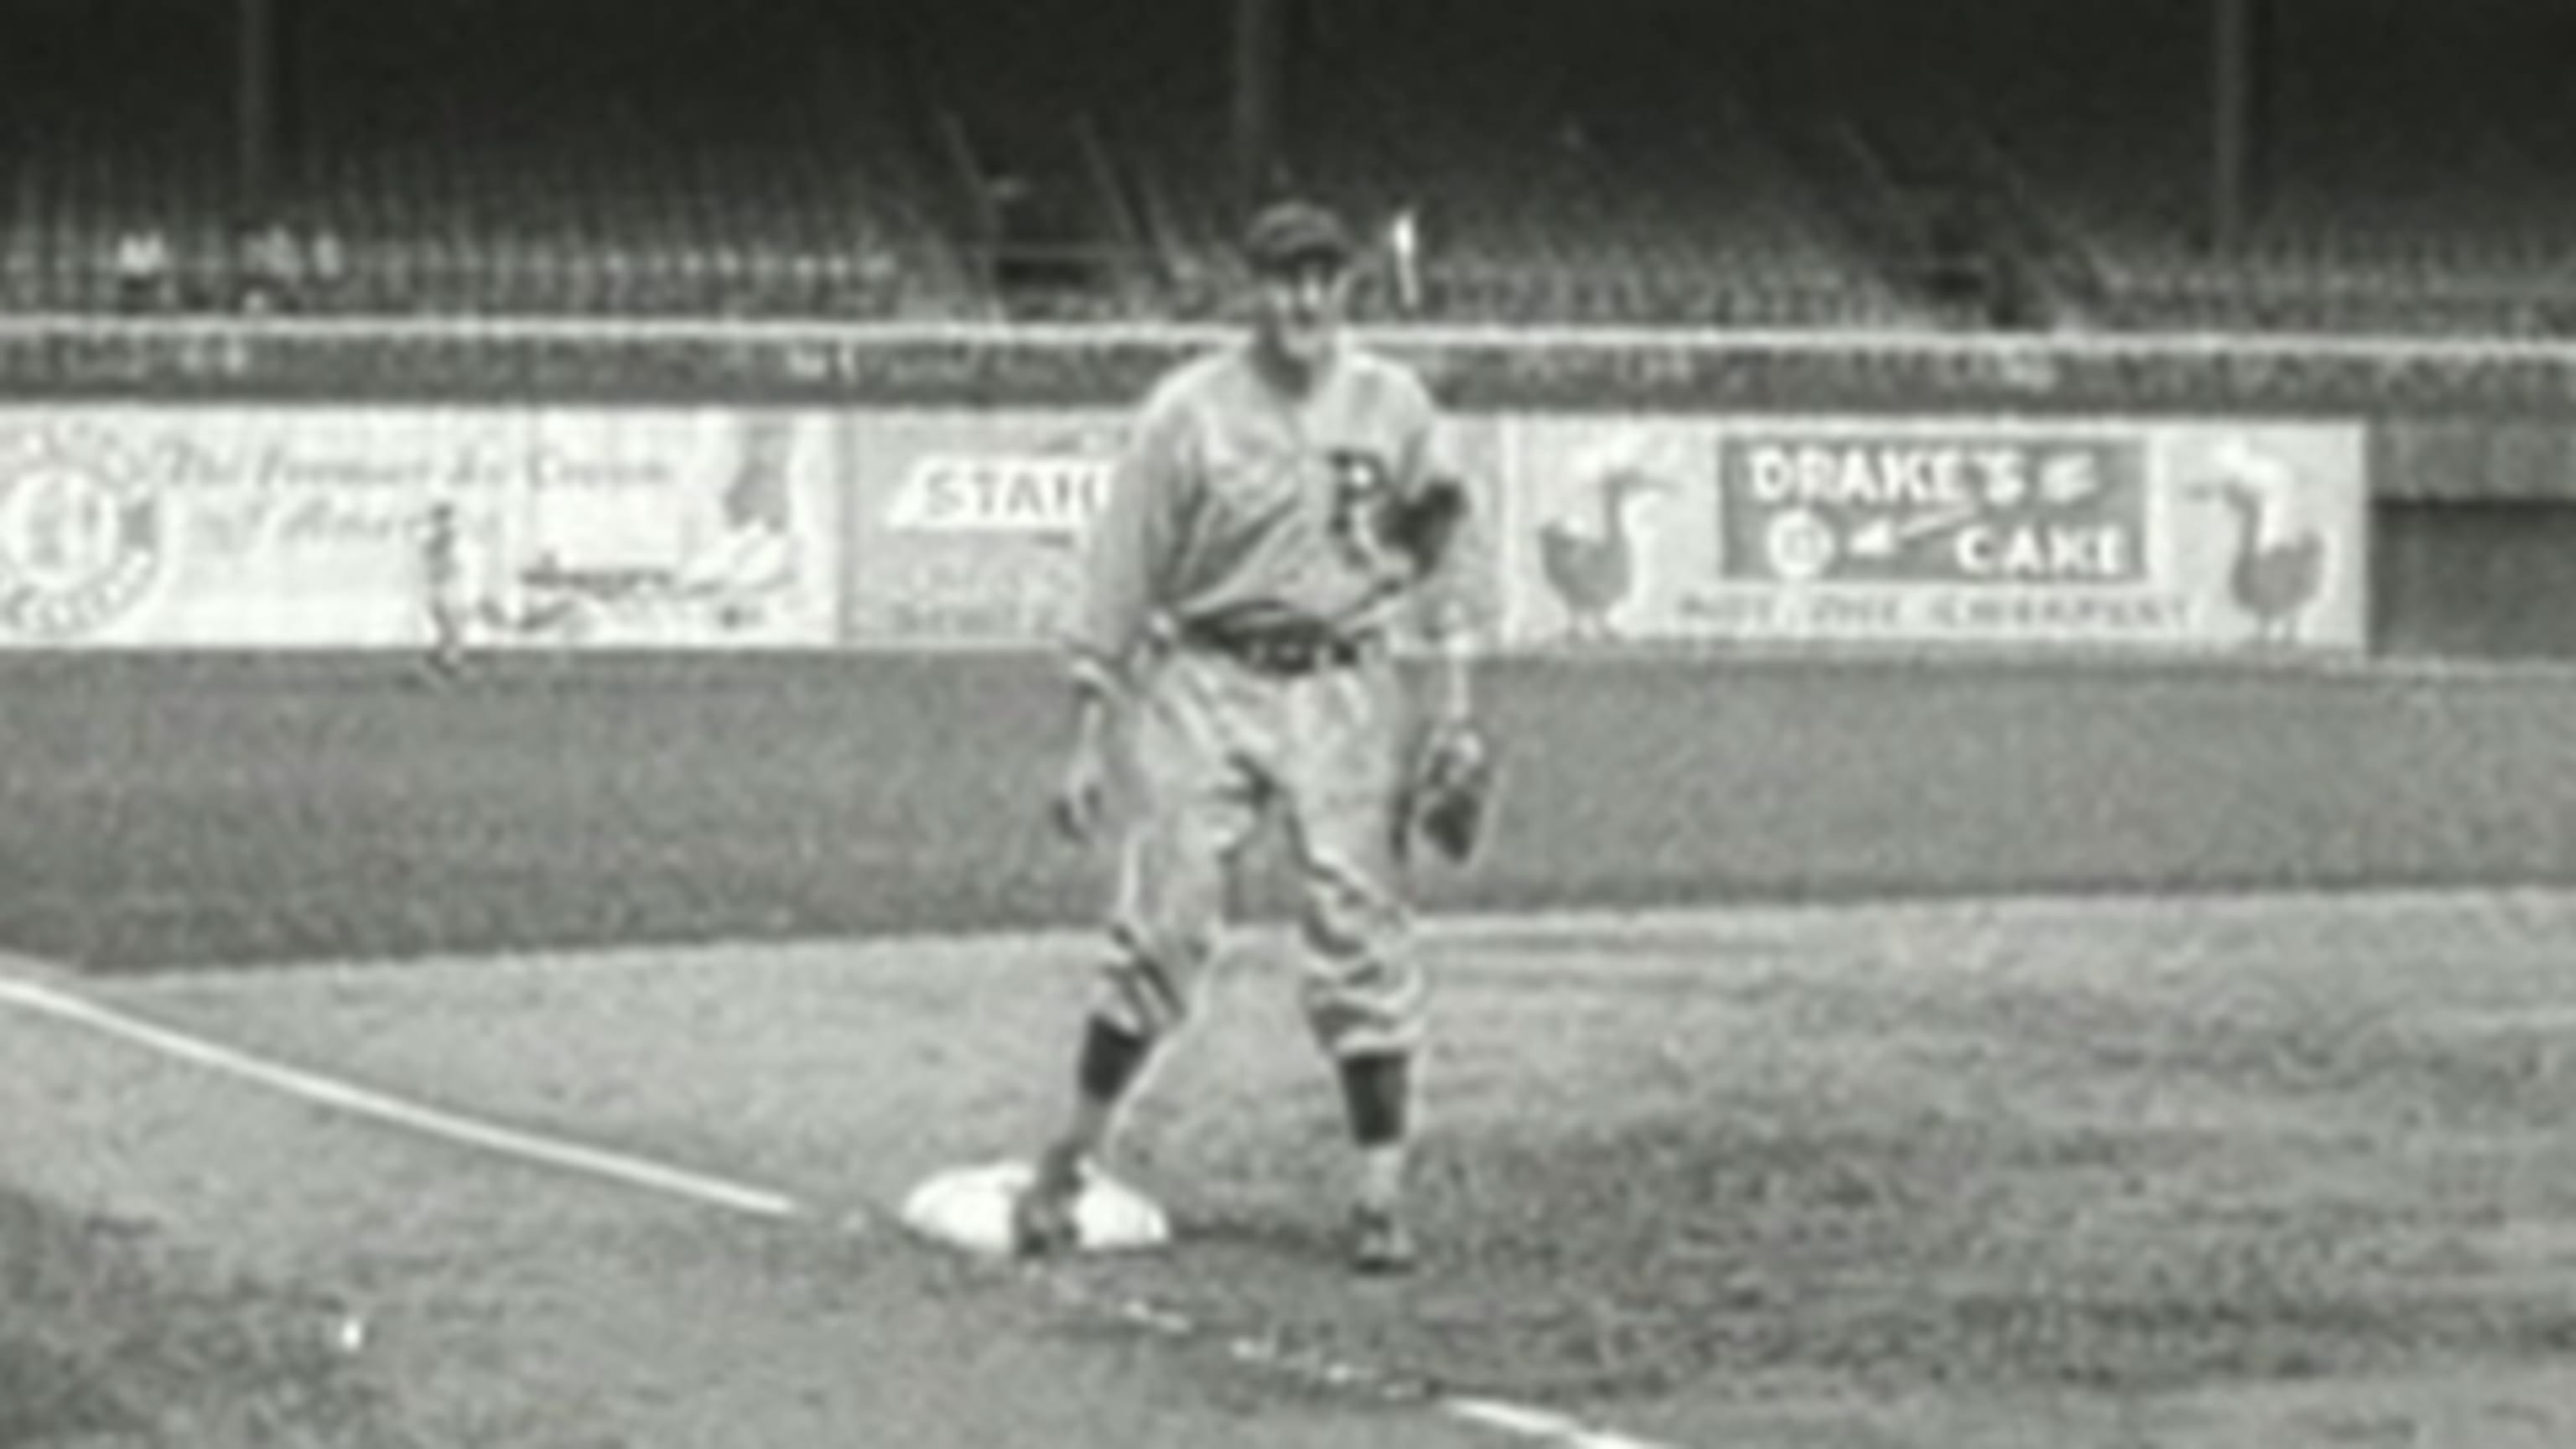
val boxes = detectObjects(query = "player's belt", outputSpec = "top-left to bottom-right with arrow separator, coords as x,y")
1179,619 -> 1376,676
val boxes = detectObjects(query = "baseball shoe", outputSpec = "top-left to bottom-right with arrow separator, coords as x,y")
1348,1203 -> 1418,1276
1011,1150 -> 1083,1259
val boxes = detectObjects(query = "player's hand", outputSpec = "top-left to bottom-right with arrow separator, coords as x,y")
1052,737 -> 1110,844
1403,714 -> 1495,865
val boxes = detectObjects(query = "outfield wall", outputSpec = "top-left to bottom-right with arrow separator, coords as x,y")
0,318 -> 2558,657
0,403 -> 2372,656
838,409 -> 2370,655
0,407 -> 841,649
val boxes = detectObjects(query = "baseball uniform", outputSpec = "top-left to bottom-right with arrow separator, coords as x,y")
1065,337 -> 1467,1061
420,507 -> 468,668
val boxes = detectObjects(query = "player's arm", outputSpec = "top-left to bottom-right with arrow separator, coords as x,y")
1425,594 -> 1478,727
1393,394 -> 1483,726
1052,391 -> 1188,839
1386,392 -> 1497,866
1068,388 -> 1192,690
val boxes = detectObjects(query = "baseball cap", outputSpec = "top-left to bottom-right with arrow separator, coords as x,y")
1242,200 -> 1355,273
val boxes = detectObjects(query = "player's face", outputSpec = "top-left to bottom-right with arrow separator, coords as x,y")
1254,258 -> 1350,371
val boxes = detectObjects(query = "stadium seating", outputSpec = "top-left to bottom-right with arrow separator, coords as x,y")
1860,0 -> 2576,335
1064,0 -> 1927,328
0,0 -> 978,319
1,0 -> 2569,333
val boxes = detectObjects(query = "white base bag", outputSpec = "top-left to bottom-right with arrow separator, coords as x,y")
899,1161 -> 1171,1259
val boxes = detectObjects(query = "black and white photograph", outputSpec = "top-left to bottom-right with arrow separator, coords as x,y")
5,2 -> 2576,1446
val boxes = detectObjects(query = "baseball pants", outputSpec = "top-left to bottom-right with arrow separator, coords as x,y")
427,587 -> 468,657
1093,641 -> 1426,1060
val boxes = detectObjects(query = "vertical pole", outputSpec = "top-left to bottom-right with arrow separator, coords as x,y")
2210,0 -> 2251,254
1233,0 -> 1282,222
237,0 -> 276,220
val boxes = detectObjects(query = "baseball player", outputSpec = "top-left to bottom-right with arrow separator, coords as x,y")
418,501 -> 470,678
1014,200 -> 1484,1275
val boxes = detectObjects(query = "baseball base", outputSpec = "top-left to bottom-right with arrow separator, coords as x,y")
899,1160 -> 1171,1259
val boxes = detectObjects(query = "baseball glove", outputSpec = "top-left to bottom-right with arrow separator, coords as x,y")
1378,475 -> 1471,580
1400,717 -> 1496,865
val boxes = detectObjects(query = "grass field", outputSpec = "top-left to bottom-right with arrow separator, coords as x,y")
9,651 -> 2576,1448
3,650 -> 2573,970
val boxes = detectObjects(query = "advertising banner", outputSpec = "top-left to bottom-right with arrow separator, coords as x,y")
0,402 -> 2362,657
839,409 -> 1505,650
838,409 -> 1123,648
1499,416 -> 2367,652
0,408 -> 840,648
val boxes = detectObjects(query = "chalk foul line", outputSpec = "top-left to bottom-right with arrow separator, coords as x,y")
0,974 -> 800,1219
0,969 -> 1683,1449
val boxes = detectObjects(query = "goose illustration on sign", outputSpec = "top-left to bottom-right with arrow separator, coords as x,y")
0,425 -> 162,641
1503,417 -> 2360,652
1537,464 -> 1671,643
2189,439 -> 2328,646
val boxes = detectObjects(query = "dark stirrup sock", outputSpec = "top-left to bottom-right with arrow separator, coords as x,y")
1078,1016 -> 1154,1105
1337,1052 -> 1412,1148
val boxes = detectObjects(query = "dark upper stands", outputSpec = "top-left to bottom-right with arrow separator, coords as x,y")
1948,0 -> 2576,336
274,0 -> 963,319
1,0 -> 974,319
0,0 -> 2568,334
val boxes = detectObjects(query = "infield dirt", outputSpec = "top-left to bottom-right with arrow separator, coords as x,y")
10,890 -> 2576,1447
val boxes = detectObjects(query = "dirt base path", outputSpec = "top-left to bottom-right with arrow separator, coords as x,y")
0,941 -> 1499,1449
12,893 -> 2576,1447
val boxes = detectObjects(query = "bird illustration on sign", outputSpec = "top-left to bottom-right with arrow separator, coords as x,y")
1537,461 -> 1671,645
2189,439 -> 2326,646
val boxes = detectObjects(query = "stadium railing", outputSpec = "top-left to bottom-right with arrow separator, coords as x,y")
3,314 -> 2573,419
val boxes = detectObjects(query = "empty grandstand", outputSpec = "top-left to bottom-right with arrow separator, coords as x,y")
1,0 -> 2568,333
